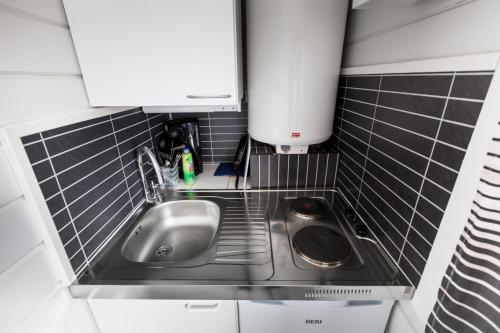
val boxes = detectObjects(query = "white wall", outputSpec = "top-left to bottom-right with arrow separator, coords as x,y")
0,0 -> 100,332
0,0 -> 90,126
343,0 -> 500,67
0,141 -> 99,333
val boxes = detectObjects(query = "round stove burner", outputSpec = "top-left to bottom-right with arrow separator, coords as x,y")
292,225 -> 351,267
289,197 -> 326,219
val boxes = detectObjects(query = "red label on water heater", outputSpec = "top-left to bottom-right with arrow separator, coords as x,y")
292,132 -> 301,138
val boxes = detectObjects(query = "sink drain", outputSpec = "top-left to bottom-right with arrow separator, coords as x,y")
155,245 -> 173,257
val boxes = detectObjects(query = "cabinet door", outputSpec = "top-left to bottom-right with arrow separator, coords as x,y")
88,299 -> 238,333
63,0 -> 239,106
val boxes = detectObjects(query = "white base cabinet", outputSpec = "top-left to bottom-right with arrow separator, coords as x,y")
88,299 -> 238,333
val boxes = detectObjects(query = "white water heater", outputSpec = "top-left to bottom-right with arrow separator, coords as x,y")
247,0 -> 348,153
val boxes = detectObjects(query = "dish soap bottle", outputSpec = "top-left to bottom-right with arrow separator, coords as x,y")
181,145 -> 196,185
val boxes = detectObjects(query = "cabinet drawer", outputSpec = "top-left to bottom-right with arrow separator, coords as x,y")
238,300 -> 394,333
88,299 -> 237,333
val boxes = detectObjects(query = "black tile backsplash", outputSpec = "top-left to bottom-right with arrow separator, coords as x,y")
23,108 -> 156,274
250,140 -> 339,189
23,108 -> 250,274
332,71 -> 494,286
147,110 -> 248,164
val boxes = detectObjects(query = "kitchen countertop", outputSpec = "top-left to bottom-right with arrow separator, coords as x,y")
71,189 -> 414,301
173,164 -> 250,190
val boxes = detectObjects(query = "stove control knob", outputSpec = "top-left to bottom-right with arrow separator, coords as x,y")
344,208 -> 356,221
355,224 -> 368,237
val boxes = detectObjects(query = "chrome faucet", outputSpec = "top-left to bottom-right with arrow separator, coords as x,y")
137,146 -> 165,204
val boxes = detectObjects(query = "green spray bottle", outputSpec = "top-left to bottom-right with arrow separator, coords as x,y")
181,145 -> 196,185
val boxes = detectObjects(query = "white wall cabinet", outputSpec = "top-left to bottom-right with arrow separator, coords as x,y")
88,299 -> 238,333
63,0 -> 242,111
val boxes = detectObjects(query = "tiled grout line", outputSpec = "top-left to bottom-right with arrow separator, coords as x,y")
339,132 -> 453,195
76,199 -> 146,276
337,168 -> 360,194
398,72 -> 457,264
50,145 -> 117,181
276,155 -> 280,189
130,187 -> 143,202
343,133 -> 447,191
207,113 -> 215,164
73,170 -> 152,266
338,128 -> 448,222
340,124 -> 461,175
304,155 -> 310,188
27,110 -> 159,272
360,181 -> 434,247
341,96 -> 477,129
323,154 -> 330,189
258,155 -> 261,190
80,193 -> 130,247
23,118 -> 112,146
62,156 -> 121,193
339,136 -> 408,185
121,158 -> 138,175
50,133 -> 115,159
145,114 -> 156,157
116,128 -> 150,146
341,106 -> 468,153
341,85 -> 485,103
64,166 -> 123,210
49,142 -> 151,223
286,155 -> 290,190
355,189 -> 427,270
68,247 -> 83,261
314,154 -> 319,190
73,252 -> 88,274
115,118 -> 149,134
337,129 -> 438,243
39,136 -> 90,268
109,115 -> 134,208
355,75 -> 383,210
267,155 -> 271,189
110,109 -> 143,120
336,186 -> 417,287
297,156 -> 303,190
200,125 -> 247,128
335,177 -> 360,210
70,178 -> 127,224
120,138 -> 152,157
201,139 -> 240,143
340,157 -> 411,206
331,78 -> 350,193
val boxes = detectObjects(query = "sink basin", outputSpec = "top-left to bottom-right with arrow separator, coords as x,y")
122,200 -> 220,263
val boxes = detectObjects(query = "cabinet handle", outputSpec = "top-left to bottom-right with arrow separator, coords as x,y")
185,302 -> 219,311
187,94 -> 231,99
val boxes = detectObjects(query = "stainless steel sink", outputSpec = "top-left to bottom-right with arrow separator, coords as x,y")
121,200 -> 220,263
